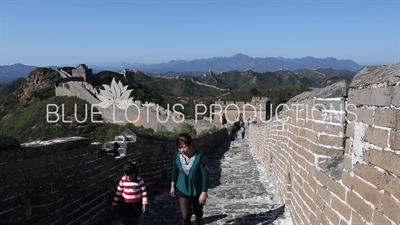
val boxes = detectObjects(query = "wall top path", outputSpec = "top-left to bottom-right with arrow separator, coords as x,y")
350,62 -> 400,87
288,79 -> 348,102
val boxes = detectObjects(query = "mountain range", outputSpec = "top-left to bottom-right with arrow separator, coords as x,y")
0,54 -> 364,84
134,54 -> 364,74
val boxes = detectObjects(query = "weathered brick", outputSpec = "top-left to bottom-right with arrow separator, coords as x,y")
87,144 -> 101,154
309,212 -> 318,225
329,179 -> 346,201
68,147 -> 88,158
383,173 -> 400,200
364,150 -> 400,177
291,205 -> 304,225
25,145 -> 54,158
315,170 -> 330,187
324,204 -> 341,225
318,135 -> 345,147
344,138 -> 352,155
343,155 -> 352,171
314,99 -> 345,112
47,151 -> 68,163
391,86 -> 400,107
331,195 -> 351,220
0,161 -> 20,175
37,162 -> 62,176
353,163 -> 385,189
309,142 -> 343,156
345,122 -> 355,138
365,127 -> 389,148
348,87 -> 392,107
352,175 -> 383,208
345,104 -> 358,123
81,153 -> 97,164
316,206 -> 330,224
382,193 -> 400,223
316,184 -> 331,209
312,110 -> 345,124
304,120 -> 313,130
373,210 -> 395,225
295,118 -> 304,128
374,108 -> 397,128
341,170 -> 353,189
297,156 -> 306,169
306,174 -> 317,190
0,149 -> 25,163
61,157 -> 82,169
315,122 -> 345,136
389,129 -> 400,151
346,107 -> 373,125
5,168 -> 37,185
19,155 -> 47,172
351,210 -> 366,225
87,208 -> 106,225
305,130 -> 317,142
299,186 -> 316,212
346,191 -> 373,221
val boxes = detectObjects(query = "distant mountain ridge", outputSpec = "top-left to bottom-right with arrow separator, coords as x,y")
134,54 -> 363,74
0,54 -> 364,83
0,63 -> 37,84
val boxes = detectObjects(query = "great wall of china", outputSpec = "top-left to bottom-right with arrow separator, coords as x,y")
53,65 -> 270,133
1,62 -> 400,224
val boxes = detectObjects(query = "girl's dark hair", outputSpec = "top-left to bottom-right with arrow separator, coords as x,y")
123,161 -> 138,175
176,133 -> 193,147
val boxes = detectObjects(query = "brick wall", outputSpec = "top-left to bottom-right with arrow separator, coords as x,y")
0,129 -> 228,225
249,62 -> 400,225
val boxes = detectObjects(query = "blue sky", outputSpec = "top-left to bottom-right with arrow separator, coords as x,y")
0,0 -> 399,66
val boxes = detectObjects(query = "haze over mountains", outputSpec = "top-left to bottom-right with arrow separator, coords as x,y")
0,54 -> 364,84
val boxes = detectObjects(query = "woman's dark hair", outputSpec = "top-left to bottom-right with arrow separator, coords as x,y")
176,133 -> 193,148
123,161 -> 138,175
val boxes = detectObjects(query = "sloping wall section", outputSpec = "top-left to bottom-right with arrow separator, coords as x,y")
0,129 -> 228,224
249,62 -> 400,224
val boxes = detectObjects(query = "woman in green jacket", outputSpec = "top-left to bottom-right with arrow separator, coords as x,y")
170,133 -> 209,225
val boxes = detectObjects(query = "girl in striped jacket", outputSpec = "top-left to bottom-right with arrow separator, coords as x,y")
111,161 -> 148,225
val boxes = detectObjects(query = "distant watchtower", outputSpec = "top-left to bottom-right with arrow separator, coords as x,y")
120,69 -> 135,83
72,64 -> 93,83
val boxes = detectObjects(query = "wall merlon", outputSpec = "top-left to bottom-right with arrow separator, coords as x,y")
348,87 -> 393,107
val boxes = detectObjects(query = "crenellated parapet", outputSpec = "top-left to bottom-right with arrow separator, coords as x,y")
248,62 -> 400,225
0,129 -> 228,225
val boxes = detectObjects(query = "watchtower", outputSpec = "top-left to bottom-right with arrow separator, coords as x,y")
72,64 -> 93,83
120,69 -> 135,83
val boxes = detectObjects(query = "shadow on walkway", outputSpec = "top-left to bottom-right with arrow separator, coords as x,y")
207,139 -> 232,189
224,205 -> 285,225
99,138 -> 234,225
203,214 -> 228,224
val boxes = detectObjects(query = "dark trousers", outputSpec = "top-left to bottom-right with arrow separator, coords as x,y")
119,201 -> 142,225
179,195 -> 204,225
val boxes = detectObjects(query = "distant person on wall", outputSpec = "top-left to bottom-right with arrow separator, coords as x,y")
170,133 -> 209,225
222,113 -> 227,126
111,161 -> 149,225
240,125 -> 245,139
231,125 -> 237,141
108,142 -> 120,156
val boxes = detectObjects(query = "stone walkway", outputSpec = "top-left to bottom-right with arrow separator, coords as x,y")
110,137 -> 293,225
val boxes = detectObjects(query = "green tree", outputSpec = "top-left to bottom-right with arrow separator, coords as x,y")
250,87 -> 260,95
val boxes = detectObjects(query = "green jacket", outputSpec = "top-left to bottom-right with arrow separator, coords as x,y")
171,150 -> 209,196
